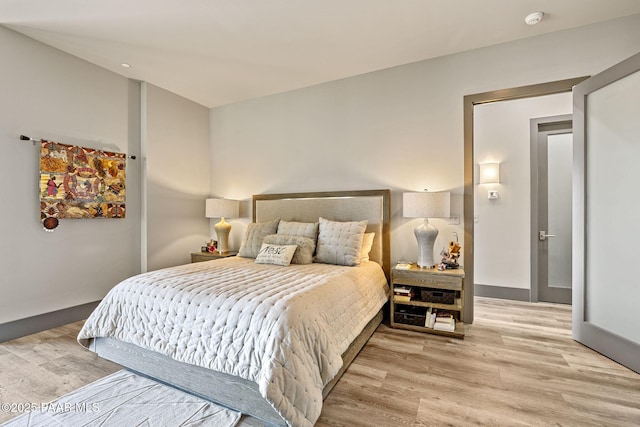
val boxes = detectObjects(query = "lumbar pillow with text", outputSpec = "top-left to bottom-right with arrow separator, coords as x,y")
263,234 -> 315,264
254,243 -> 298,266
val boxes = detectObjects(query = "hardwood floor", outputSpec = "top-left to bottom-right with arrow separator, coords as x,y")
0,322 -> 121,424
1,297 -> 639,426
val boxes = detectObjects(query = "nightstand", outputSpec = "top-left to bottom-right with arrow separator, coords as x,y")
190,251 -> 237,263
390,264 -> 465,338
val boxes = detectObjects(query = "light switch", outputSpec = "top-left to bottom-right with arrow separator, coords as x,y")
488,190 -> 499,200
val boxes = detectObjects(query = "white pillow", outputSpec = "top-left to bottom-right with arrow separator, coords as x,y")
254,243 -> 297,266
277,220 -> 319,242
238,219 -> 280,259
360,232 -> 375,263
264,234 -> 315,264
314,217 -> 368,266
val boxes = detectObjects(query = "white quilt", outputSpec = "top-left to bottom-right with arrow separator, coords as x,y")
78,257 -> 389,427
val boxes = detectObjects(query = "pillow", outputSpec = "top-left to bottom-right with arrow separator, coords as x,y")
277,220 -> 319,241
254,243 -> 297,266
264,234 -> 315,265
360,232 -> 375,263
238,219 -> 280,259
314,217 -> 368,266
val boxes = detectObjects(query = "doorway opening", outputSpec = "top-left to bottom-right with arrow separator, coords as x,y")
462,77 -> 588,323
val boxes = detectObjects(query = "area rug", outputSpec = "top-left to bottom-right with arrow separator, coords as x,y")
1,370 -> 241,426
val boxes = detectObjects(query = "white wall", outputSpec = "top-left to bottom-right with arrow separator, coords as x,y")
210,14 -> 640,266
143,83 -> 211,270
0,26 -> 141,323
474,94 -> 572,290
0,29 -> 212,326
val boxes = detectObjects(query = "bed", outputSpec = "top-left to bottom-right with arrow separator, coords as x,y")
78,189 -> 390,427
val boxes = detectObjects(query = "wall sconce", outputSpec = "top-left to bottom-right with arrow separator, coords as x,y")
479,162 -> 501,200
205,198 -> 240,253
479,162 -> 500,184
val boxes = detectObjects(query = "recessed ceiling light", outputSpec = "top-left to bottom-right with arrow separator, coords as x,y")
120,62 -> 131,68
525,11 -> 544,25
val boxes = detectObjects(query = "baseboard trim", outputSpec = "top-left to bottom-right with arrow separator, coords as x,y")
475,284 -> 530,302
0,301 -> 100,343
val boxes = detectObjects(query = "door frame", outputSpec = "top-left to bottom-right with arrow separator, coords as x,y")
573,51 -> 640,373
463,76 -> 588,322
530,115 -> 573,303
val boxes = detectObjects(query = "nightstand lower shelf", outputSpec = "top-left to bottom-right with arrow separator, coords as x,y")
390,318 -> 465,338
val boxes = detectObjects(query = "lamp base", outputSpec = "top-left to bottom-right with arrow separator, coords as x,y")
214,218 -> 232,254
414,219 -> 438,268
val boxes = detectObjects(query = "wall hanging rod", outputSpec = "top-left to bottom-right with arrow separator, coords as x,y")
19,135 -> 137,159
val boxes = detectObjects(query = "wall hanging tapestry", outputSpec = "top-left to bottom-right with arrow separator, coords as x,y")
39,140 -> 126,230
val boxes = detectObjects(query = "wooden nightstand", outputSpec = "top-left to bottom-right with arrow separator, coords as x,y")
390,264 -> 465,338
190,251 -> 237,263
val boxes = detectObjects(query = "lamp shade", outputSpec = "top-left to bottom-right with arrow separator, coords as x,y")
479,163 -> 500,184
403,191 -> 450,218
205,198 -> 239,219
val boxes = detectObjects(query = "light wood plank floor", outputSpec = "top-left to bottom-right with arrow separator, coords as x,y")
1,297 -> 639,426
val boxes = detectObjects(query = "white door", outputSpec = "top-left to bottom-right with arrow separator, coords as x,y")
573,51 -> 640,373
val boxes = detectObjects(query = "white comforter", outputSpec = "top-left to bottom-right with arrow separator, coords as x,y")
78,257 -> 389,427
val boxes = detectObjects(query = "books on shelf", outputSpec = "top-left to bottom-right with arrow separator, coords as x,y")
393,286 -> 414,302
424,308 -> 455,331
395,262 -> 413,270
425,307 -> 435,328
433,319 -> 456,332
435,310 -> 453,322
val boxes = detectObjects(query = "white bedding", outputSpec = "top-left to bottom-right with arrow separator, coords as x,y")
78,256 -> 389,427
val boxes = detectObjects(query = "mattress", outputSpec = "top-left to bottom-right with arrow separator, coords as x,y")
78,256 -> 389,427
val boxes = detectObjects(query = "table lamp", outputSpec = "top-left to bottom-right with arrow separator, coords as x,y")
403,191 -> 451,268
205,198 -> 239,253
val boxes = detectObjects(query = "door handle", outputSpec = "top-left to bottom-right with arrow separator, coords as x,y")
539,231 -> 557,241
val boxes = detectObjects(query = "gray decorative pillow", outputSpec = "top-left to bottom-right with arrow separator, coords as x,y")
314,217 -> 368,266
238,218 -> 280,259
264,234 -> 315,265
277,220 -> 319,242
254,243 -> 297,266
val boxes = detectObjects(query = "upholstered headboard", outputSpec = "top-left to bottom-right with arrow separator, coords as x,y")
253,189 -> 391,281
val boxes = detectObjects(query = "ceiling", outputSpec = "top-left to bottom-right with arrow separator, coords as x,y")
2,0 -> 640,108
